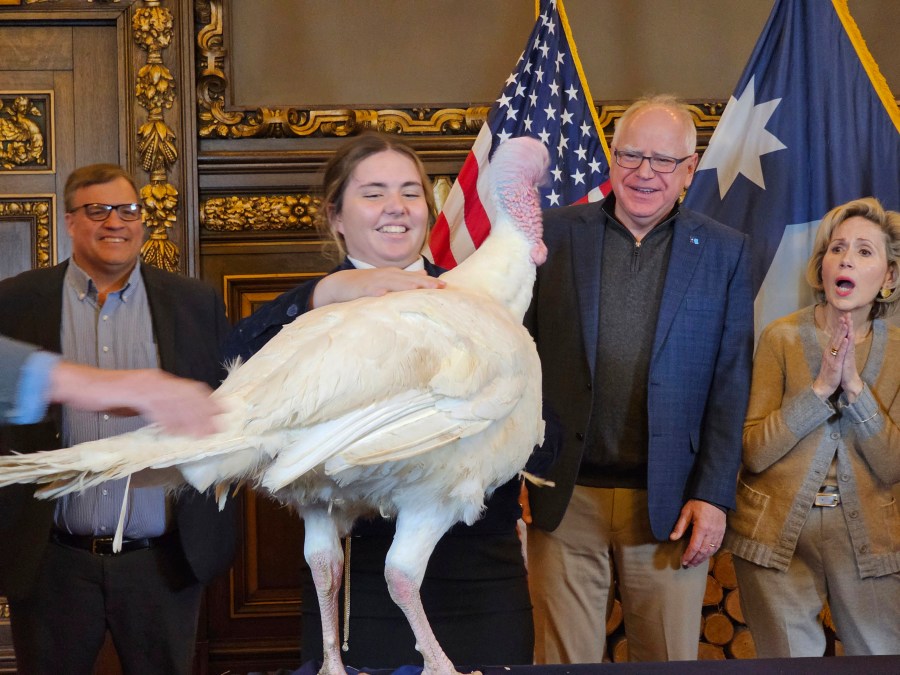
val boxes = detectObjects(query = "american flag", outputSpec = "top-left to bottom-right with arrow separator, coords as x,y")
428,0 -> 611,269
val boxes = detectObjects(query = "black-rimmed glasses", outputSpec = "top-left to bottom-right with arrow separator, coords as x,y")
68,203 -> 142,222
613,149 -> 692,174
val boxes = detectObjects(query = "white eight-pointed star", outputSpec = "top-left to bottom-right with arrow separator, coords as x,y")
697,76 -> 787,199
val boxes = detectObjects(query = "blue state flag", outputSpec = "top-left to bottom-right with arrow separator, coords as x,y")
684,0 -> 900,335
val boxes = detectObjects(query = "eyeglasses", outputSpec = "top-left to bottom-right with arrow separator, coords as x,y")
613,150 -> 692,174
68,203 -> 142,222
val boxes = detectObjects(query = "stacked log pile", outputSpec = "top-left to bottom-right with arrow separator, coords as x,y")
604,551 -> 844,661
603,552 -> 750,660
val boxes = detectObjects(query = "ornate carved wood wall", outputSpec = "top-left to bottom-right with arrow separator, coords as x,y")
0,2 -> 204,672
0,2 -> 764,673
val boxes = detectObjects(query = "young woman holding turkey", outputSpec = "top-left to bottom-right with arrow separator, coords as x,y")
224,132 -> 534,669
726,197 -> 900,656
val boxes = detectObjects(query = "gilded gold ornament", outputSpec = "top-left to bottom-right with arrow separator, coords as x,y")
200,194 -> 321,232
0,96 -> 47,170
0,198 -> 53,268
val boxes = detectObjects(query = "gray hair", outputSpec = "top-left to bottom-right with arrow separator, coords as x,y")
612,95 -> 696,156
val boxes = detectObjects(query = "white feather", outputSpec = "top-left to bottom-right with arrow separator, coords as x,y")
0,137 -> 550,674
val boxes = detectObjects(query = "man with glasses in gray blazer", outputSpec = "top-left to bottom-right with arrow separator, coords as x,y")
0,164 -> 234,674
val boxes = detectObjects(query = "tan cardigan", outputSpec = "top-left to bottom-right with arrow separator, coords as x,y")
726,306 -> 900,579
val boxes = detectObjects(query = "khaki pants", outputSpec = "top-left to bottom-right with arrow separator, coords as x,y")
734,503 -> 900,657
527,485 -> 708,663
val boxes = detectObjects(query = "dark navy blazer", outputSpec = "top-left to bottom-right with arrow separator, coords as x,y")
227,257 -> 440,362
526,200 -> 754,540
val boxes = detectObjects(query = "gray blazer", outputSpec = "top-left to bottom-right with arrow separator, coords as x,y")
0,260 -> 236,598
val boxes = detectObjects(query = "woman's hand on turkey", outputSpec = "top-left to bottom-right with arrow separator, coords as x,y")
312,268 -> 445,308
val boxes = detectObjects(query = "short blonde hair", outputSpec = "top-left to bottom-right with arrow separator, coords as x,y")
317,132 -> 437,262
806,196 -> 900,319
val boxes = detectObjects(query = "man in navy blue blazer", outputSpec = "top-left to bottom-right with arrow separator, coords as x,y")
524,96 -> 753,663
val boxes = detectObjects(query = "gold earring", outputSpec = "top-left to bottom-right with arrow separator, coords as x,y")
880,287 -> 893,299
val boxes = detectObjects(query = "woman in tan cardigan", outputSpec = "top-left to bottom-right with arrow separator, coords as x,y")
726,197 -> 900,656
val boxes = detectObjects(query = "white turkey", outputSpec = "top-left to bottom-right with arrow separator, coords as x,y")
0,136 -> 549,675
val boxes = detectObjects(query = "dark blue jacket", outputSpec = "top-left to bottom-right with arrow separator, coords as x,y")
527,200 -> 754,539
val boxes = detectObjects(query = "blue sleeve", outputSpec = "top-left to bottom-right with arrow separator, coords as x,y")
7,350 -> 61,425
690,232 -> 754,510
223,278 -> 323,363
224,257 -> 442,363
223,260 -> 355,362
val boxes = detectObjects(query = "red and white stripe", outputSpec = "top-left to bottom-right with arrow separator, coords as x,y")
428,126 -> 493,269
429,126 -> 611,270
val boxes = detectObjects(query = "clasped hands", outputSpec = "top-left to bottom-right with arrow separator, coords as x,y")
812,312 -> 864,403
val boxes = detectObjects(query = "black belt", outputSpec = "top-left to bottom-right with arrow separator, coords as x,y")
50,530 -> 172,556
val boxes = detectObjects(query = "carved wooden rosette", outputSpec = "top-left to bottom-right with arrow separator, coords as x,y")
200,194 -> 320,232
133,1 -> 180,270
197,186 -> 468,234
